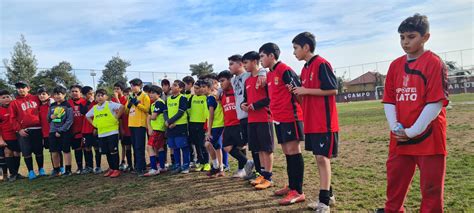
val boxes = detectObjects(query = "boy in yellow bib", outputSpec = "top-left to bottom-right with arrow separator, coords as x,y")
86,89 -> 124,178
144,86 -> 167,176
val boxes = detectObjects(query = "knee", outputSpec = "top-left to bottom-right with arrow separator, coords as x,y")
223,146 -> 232,153
316,155 -> 329,164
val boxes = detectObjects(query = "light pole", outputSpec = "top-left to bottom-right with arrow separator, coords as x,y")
90,70 -> 96,89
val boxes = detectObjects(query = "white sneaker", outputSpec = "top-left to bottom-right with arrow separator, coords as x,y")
231,169 -> 246,178
143,169 -> 160,177
329,195 -> 336,206
315,202 -> 330,213
243,160 -> 254,176
180,169 -> 190,174
308,195 -> 336,210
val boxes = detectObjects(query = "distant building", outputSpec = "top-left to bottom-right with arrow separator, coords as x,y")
344,71 -> 385,93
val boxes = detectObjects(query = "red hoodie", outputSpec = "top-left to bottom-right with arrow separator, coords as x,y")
0,106 -> 17,141
68,98 -> 86,139
112,95 -> 131,137
82,101 -> 96,134
9,94 -> 41,131
39,100 -> 51,138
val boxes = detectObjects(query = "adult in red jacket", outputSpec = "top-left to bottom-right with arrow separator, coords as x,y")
9,81 -> 45,180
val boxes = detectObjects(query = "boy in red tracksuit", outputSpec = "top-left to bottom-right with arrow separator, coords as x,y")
0,89 -> 22,181
68,85 -> 87,174
381,14 -> 449,213
80,86 -> 101,174
112,82 -> 133,172
9,81 -> 45,180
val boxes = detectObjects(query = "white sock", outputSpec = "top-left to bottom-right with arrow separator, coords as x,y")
212,159 -> 219,169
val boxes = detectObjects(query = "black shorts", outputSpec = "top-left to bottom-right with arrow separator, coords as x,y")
99,134 -> 119,155
248,122 -> 274,152
189,122 -> 205,147
84,134 -> 99,148
49,132 -> 72,153
239,118 -> 248,145
222,125 -> 246,148
43,137 -> 49,149
305,132 -> 339,158
274,121 -> 304,144
121,136 -> 132,146
71,138 -> 83,150
17,129 -> 44,156
5,140 -> 21,152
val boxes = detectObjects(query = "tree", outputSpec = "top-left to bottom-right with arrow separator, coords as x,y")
98,55 -> 130,90
0,78 -> 13,93
3,35 -> 37,85
336,77 -> 345,94
189,61 -> 213,78
30,61 -> 79,92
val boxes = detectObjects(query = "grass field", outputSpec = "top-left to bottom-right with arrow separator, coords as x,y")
0,93 -> 473,212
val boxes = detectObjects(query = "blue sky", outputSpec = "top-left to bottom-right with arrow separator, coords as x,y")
1,0 -> 472,87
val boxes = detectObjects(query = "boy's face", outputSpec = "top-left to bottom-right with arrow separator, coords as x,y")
243,59 -> 258,72
131,84 -> 141,93
38,92 -> 50,102
400,31 -> 430,55
212,79 -> 219,91
228,60 -> 242,75
53,93 -> 65,103
185,83 -> 193,91
113,87 -> 123,95
171,83 -> 182,95
162,84 -> 170,94
85,90 -> 94,100
259,52 -> 273,69
0,94 -> 12,105
149,92 -> 158,101
193,85 -> 201,95
292,43 -> 307,61
70,88 -> 82,100
124,91 -> 130,97
95,93 -> 107,103
201,86 -> 210,95
218,78 -> 231,91
16,86 -> 30,97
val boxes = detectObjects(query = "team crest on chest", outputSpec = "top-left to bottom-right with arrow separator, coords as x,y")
274,77 -> 279,85
226,97 -> 230,103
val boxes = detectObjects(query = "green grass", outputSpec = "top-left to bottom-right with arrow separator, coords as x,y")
0,93 -> 473,212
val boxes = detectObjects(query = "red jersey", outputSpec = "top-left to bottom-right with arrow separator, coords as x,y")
68,98 -> 86,139
383,50 -> 449,156
112,95 -> 131,136
82,101 -> 96,134
300,55 -> 339,133
9,94 -> 41,131
39,101 -> 51,138
221,89 -> 240,127
245,75 -> 271,123
0,106 -> 17,141
267,62 -> 303,123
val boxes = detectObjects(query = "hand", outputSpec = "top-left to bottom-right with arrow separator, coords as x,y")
165,121 -> 169,127
18,129 -> 29,137
0,140 -> 7,147
256,75 -> 267,89
88,97 -> 95,102
55,132 -> 61,137
51,114 -> 58,119
114,91 -> 119,100
93,129 -> 98,136
241,102 -> 249,112
148,129 -> 154,136
248,104 -> 255,111
393,129 -> 410,142
292,86 -> 308,96
169,124 -> 176,129
205,132 -> 212,142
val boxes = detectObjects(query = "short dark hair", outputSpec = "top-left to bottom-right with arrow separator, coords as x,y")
37,87 -> 49,95
161,79 -> 170,86
259,42 -> 280,60
182,76 -> 195,85
81,86 -> 93,95
149,85 -> 163,95
228,54 -> 243,62
95,89 -> 108,96
0,89 -> 10,96
53,86 -> 67,95
173,80 -> 185,89
113,81 -> 126,91
217,70 -> 233,80
242,51 -> 260,61
69,84 -> 82,91
292,32 -> 316,53
124,87 -> 131,93
143,84 -> 151,93
200,79 -> 213,88
398,13 -> 429,36
129,78 -> 143,86
204,73 -> 218,81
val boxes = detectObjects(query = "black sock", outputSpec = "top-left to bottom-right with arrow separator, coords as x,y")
0,158 -> 8,175
110,153 -> 119,170
170,153 -> 175,164
106,154 -> 112,169
285,155 -> 295,191
241,148 -> 247,157
126,149 -> 132,166
229,148 -> 248,170
36,155 -> 44,169
66,165 -> 72,173
6,157 -> 15,175
94,148 -> 101,168
74,150 -> 83,170
54,167 -> 60,173
25,156 -> 34,172
290,153 -> 304,194
329,186 -> 333,197
252,152 -> 262,173
319,190 -> 331,206
59,152 -> 64,167
84,150 -> 93,168
14,156 -> 21,174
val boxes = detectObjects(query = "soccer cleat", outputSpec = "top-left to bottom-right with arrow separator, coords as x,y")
159,167 -> 168,173
255,179 -> 273,190
193,164 -> 203,172
125,165 -> 133,173
143,169 -> 160,177
278,190 -> 305,206
28,170 -> 37,180
232,169 -> 247,178
81,167 -> 93,174
136,170 -> 146,177
60,167 -> 65,174
38,168 -> 47,176
103,169 -> 113,177
170,167 -> 182,175
251,175 -> 265,186
329,195 -> 336,206
224,166 -> 230,172
244,171 -> 258,181
49,170 -> 61,178
309,195 -> 336,209
75,169 -> 83,175
180,169 -> 190,174
94,167 -> 103,174
207,167 -> 219,178
62,171 -> 72,177
314,202 -> 330,213
8,174 -> 18,182
274,185 -> 291,196
202,163 -> 211,172
16,173 -> 26,179
109,170 -> 121,178
243,160 -> 254,177
119,163 -> 126,171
